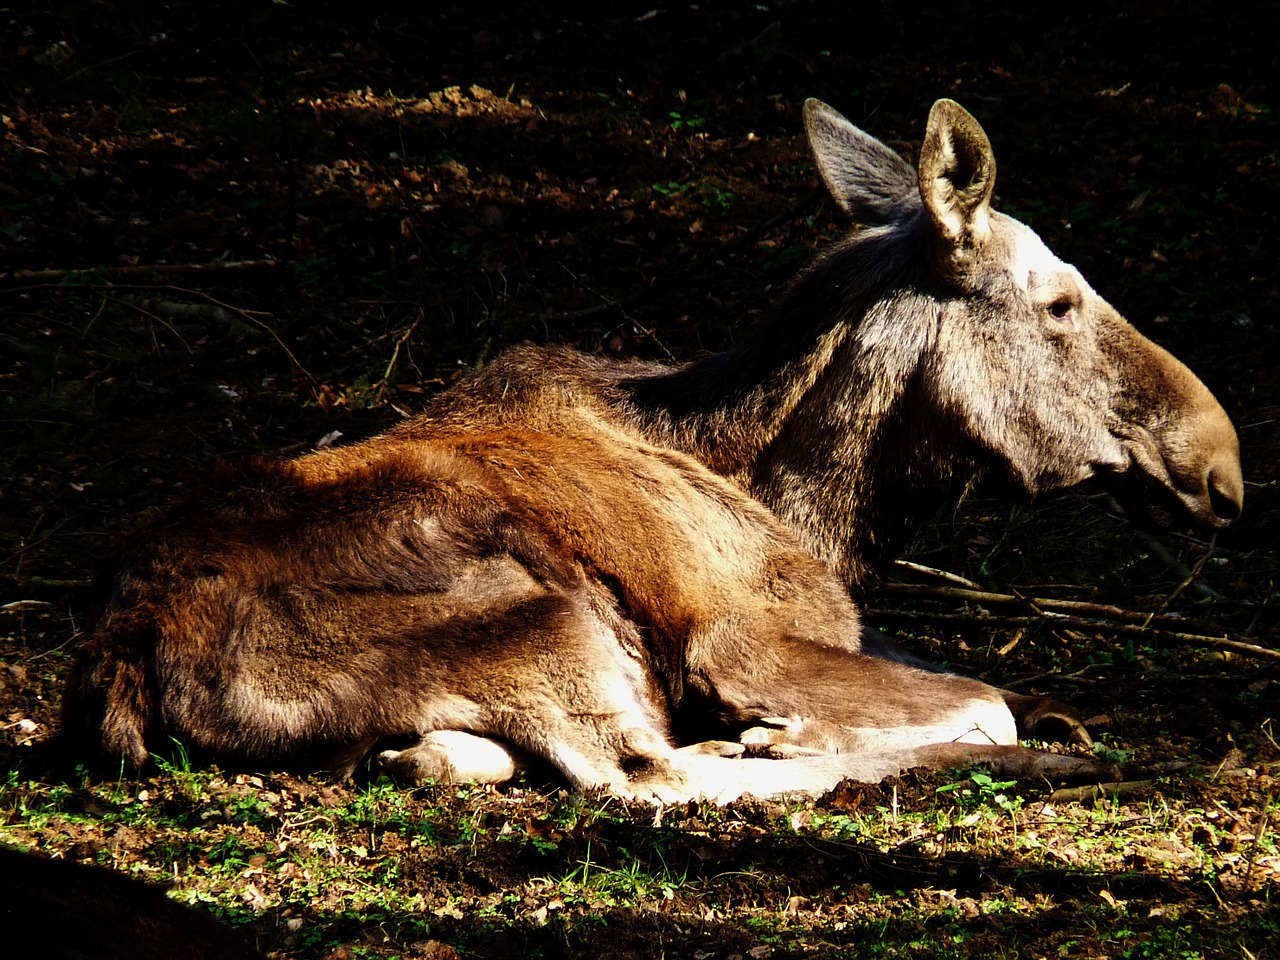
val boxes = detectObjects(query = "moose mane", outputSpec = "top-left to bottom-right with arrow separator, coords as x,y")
620,216 -> 985,587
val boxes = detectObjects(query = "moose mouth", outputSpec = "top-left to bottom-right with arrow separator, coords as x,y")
1103,459 -> 1241,534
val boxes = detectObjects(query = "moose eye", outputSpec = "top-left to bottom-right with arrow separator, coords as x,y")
1045,299 -> 1075,322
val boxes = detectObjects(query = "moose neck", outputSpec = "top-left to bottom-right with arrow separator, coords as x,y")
623,227 -> 980,589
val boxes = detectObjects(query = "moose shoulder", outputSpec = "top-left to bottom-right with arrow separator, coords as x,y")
64,99 -> 1241,803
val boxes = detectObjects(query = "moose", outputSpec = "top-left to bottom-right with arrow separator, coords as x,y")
64,99 -> 1242,803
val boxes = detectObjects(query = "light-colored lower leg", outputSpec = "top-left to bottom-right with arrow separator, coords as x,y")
378,730 -> 527,785
739,695 -> 1018,755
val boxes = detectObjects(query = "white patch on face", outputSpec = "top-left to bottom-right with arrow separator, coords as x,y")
1003,215 -> 1088,294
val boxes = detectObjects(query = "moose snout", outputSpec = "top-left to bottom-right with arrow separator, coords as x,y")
1165,408 -> 1243,530
1112,426 -> 1243,534
1205,459 -> 1244,527
1114,328 -> 1244,532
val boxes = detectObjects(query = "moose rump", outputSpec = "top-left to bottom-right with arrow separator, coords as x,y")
65,97 -> 1241,802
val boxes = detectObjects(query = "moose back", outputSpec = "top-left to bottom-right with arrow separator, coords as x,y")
64,99 -> 1241,802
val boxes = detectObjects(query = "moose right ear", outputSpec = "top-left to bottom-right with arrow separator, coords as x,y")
917,99 -> 996,249
803,99 -> 918,225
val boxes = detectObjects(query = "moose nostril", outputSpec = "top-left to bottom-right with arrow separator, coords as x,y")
1206,467 -> 1243,523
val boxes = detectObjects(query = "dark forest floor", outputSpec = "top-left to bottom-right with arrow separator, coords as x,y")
2,3 -> 1278,957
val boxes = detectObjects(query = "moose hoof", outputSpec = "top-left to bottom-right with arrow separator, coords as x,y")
739,727 -> 775,747
739,716 -> 842,755
738,727 -> 829,758
740,715 -> 806,748
617,769 -> 700,805
677,740 -> 747,758
753,743 -> 831,759
378,731 -> 522,785
378,746 -> 449,784
1004,692 -> 1096,747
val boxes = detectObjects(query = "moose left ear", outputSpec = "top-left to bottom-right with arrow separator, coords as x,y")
918,99 -> 996,248
804,98 -> 919,225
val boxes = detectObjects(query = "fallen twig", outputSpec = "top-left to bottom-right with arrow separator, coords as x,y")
0,260 -> 280,284
5,576 -> 95,591
1048,759 -> 1280,805
866,604 -> 1280,662
2,600 -> 57,612
1002,663 -> 1109,689
877,582 -> 1211,626
1136,529 -> 1225,603
1047,780 -> 1159,804
892,560 -> 982,589
1245,784 -> 1278,892
373,313 -> 426,405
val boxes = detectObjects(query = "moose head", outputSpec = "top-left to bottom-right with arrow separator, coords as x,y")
730,99 -> 1245,582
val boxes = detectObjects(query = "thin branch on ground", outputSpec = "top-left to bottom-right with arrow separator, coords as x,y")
1048,758 -> 1280,804
1150,530 -> 1223,608
1244,586 -> 1274,638
373,312 -> 426,405
876,582 -> 1240,631
0,260 -> 280,284
1047,780 -> 1161,804
1000,663 -> 1110,688
105,294 -> 195,354
892,560 -> 982,589
867,603 -> 1280,663
1245,784 -> 1278,892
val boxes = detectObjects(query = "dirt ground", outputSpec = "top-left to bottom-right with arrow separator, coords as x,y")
2,3 -> 1278,957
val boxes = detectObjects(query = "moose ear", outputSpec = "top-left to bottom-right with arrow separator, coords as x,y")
917,99 -> 996,247
804,98 -> 919,224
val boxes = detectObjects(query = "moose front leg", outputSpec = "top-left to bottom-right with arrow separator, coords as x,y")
907,741 -> 1119,784
693,635 -> 1020,752
691,631 -> 1109,777
859,626 -> 1097,747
